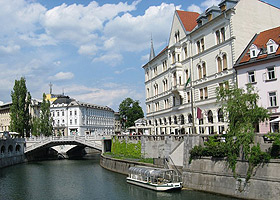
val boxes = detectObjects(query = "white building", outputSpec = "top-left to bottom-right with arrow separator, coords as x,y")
143,0 -> 280,135
51,96 -> 115,136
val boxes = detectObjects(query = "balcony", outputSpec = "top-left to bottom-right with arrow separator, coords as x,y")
171,84 -> 184,94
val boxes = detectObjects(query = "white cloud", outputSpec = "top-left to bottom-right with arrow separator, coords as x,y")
78,44 -> 98,56
0,44 -> 20,54
201,0 -> 221,8
187,4 -> 203,13
114,67 -> 135,74
104,3 -> 180,52
92,53 -> 123,66
49,72 -> 74,81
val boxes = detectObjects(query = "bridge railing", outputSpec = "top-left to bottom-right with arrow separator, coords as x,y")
24,135 -> 111,153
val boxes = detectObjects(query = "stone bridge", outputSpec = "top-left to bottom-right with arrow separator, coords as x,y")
25,135 -> 112,154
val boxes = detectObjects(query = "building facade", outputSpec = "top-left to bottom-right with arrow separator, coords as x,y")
235,26 -> 280,133
143,0 -> 280,135
51,96 -> 115,136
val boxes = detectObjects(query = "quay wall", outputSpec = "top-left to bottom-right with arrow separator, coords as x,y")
100,154 -> 161,175
182,135 -> 280,200
183,158 -> 280,200
0,138 -> 25,168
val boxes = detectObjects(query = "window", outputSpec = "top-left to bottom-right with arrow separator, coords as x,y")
216,30 -> 220,44
187,92 -> 191,103
74,110 -> 77,115
146,88 -> 150,98
217,54 -> 227,72
197,41 -> 201,53
267,67 -> 276,80
185,70 -> 189,81
173,96 -> 176,107
217,57 -> 222,72
179,96 -> 183,105
153,67 -> 158,76
70,119 -> 72,125
269,92 -> 277,107
200,89 -> 203,100
201,38 -> 205,52
204,87 -> 208,99
75,119 -> 77,125
172,51 -> 176,63
198,65 -> 202,79
177,54 -> 180,62
202,63 -> 206,78
62,111 -> 64,116
221,28 -> 225,42
222,54 -> 227,70
248,71 -> 256,83
218,109 -> 224,122
184,46 -> 188,59
70,111 -> 72,116
57,111 -> 59,117
174,116 -> 177,124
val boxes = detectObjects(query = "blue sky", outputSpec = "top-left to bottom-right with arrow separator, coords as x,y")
0,0 -> 279,112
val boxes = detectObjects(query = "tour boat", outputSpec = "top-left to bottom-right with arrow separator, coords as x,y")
127,166 -> 182,191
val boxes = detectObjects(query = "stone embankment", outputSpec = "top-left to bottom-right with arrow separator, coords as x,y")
0,138 -> 25,168
100,154 -> 162,175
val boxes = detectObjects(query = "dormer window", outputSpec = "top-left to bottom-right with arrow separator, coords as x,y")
249,44 -> 260,58
267,39 -> 279,54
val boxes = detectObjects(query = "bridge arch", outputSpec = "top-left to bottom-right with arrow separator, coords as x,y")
1,145 -> 5,154
8,145 -> 13,153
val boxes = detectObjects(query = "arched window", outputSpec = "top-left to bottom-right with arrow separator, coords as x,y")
159,118 -> 162,125
208,110 -> 214,123
180,115 -> 185,125
155,120 -> 158,126
169,117 -> 172,125
218,109 -> 224,122
174,116 -> 177,124
198,65 -> 202,79
164,118 -> 167,125
146,88 -> 150,98
188,114 -> 192,123
217,57 -> 222,72
223,54 -> 227,70
202,63 -> 206,78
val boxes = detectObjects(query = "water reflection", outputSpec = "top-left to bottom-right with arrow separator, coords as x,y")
0,155 -> 238,200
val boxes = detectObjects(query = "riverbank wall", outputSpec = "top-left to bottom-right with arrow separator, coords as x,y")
100,154 -> 162,175
0,138 -> 25,168
183,158 -> 280,200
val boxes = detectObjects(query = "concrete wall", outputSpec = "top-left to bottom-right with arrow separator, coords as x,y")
0,138 -> 25,168
100,154 -> 160,175
114,135 -> 183,159
182,135 -> 280,200
183,158 -> 280,200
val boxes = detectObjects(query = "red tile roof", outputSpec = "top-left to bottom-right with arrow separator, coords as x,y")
176,10 -> 200,32
239,26 -> 280,64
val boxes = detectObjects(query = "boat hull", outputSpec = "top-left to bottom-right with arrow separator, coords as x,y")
126,177 -> 182,191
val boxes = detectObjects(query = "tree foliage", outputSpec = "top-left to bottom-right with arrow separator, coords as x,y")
40,93 -> 53,136
119,98 -> 144,129
217,84 -> 269,173
190,84 -> 270,181
31,116 -> 40,136
10,77 -> 31,137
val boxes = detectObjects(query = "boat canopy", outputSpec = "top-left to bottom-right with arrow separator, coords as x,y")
128,166 -> 177,178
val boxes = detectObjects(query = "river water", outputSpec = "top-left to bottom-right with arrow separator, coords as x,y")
0,155 -> 238,200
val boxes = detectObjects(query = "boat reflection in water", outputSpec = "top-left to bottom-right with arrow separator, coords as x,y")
127,166 -> 182,191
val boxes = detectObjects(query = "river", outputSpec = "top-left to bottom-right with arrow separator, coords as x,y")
0,154 -> 238,200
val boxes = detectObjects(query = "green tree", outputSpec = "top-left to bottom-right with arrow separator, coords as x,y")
31,116 -> 40,136
119,98 -> 144,129
217,84 -> 269,174
10,77 -> 31,137
40,93 -> 53,136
